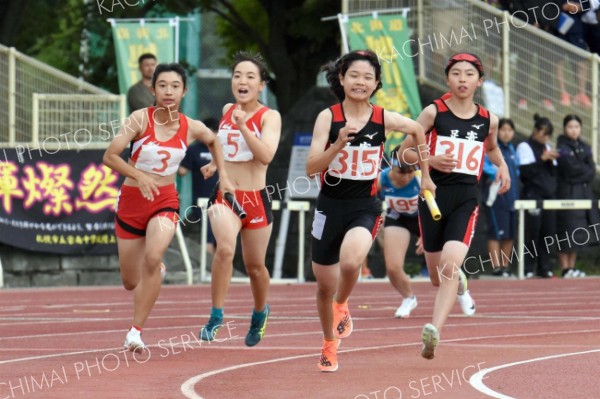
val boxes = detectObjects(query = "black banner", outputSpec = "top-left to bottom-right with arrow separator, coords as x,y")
0,149 -> 124,254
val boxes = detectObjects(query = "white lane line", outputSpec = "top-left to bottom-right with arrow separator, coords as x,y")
469,348 -> 600,399
180,329 -> 600,399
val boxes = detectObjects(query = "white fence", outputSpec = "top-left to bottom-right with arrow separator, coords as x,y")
1,45 -> 124,149
190,198 -> 311,285
345,0 -> 600,167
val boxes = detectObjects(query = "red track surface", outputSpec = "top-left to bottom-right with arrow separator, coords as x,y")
1,278 -> 599,399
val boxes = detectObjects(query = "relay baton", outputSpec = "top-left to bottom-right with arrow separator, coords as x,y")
223,192 -> 247,220
414,170 -> 442,221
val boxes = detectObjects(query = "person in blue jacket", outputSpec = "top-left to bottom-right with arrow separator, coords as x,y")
482,118 -> 520,277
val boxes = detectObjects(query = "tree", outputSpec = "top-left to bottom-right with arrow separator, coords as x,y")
195,0 -> 341,115
9,0 -> 342,116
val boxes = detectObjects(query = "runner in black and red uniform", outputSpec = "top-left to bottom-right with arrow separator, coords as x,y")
400,53 -> 511,360
306,50 -> 434,372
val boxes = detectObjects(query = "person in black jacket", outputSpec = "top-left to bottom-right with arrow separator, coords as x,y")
555,114 -> 598,277
516,114 -> 558,278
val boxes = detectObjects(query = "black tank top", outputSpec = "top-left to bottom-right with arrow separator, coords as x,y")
428,98 -> 490,186
320,103 -> 386,199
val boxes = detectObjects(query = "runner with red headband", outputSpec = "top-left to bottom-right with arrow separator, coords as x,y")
400,52 -> 511,359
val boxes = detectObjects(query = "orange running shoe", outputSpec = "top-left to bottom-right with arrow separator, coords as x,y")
333,301 -> 353,339
318,338 -> 339,372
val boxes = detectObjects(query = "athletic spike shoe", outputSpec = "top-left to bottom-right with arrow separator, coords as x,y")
245,304 -> 270,347
457,290 -> 476,317
124,327 -> 145,353
200,316 -> 223,341
318,339 -> 340,372
421,323 -> 439,360
333,301 -> 353,339
394,296 -> 418,318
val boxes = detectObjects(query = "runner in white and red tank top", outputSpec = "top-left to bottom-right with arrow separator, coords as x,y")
103,63 -> 233,353
198,52 -> 282,348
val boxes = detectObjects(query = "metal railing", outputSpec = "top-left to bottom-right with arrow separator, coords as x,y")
1,45 -> 124,149
514,199 -> 598,280
196,198 -> 311,285
345,0 -> 600,165
32,94 -> 126,150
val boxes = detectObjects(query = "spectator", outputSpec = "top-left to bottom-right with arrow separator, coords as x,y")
127,53 -> 157,112
582,0 -> 600,54
178,117 -> 220,256
555,114 -> 598,278
516,114 -> 558,278
482,118 -> 519,278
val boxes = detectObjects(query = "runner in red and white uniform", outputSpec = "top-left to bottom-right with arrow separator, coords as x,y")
103,63 -> 233,352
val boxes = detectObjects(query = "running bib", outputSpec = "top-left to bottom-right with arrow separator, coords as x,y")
328,146 -> 381,181
385,195 -> 419,214
135,145 -> 186,176
218,130 -> 253,162
434,136 -> 484,175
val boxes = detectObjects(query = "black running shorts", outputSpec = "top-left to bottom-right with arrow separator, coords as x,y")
311,194 -> 382,265
418,184 -> 479,252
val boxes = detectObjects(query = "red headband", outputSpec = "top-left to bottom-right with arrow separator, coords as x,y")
445,53 -> 484,76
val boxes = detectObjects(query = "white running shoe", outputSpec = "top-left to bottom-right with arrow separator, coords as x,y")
160,263 -> 166,281
394,296 -> 418,318
124,327 -> 145,353
457,290 -> 476,316
421,323 -> 439,360
457,269 -> 468,296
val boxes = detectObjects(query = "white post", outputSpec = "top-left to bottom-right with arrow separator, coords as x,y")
198,198 -> 209,283
0,256 -> 4,288
176,226 -> 193,285
590,54 -> 598,162
272,194 -> 290,279
337,13 -> 350,54
32,93 -> 39,145
515,200 -> 539,279
174,17 -> 180,62
417,0 -> 425,83
502,10 -> 511,118
8,47 -> 16,145
297,207 -> 306,283
517,205 -> 525,280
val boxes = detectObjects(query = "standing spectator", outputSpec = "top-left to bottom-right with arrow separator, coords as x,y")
582,0 -> 600,54
127,53 -> 157,112
178,117 -> 220,256
555,114 -> 598,277
482,118 -> 520,278
516,114 -> 558,278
